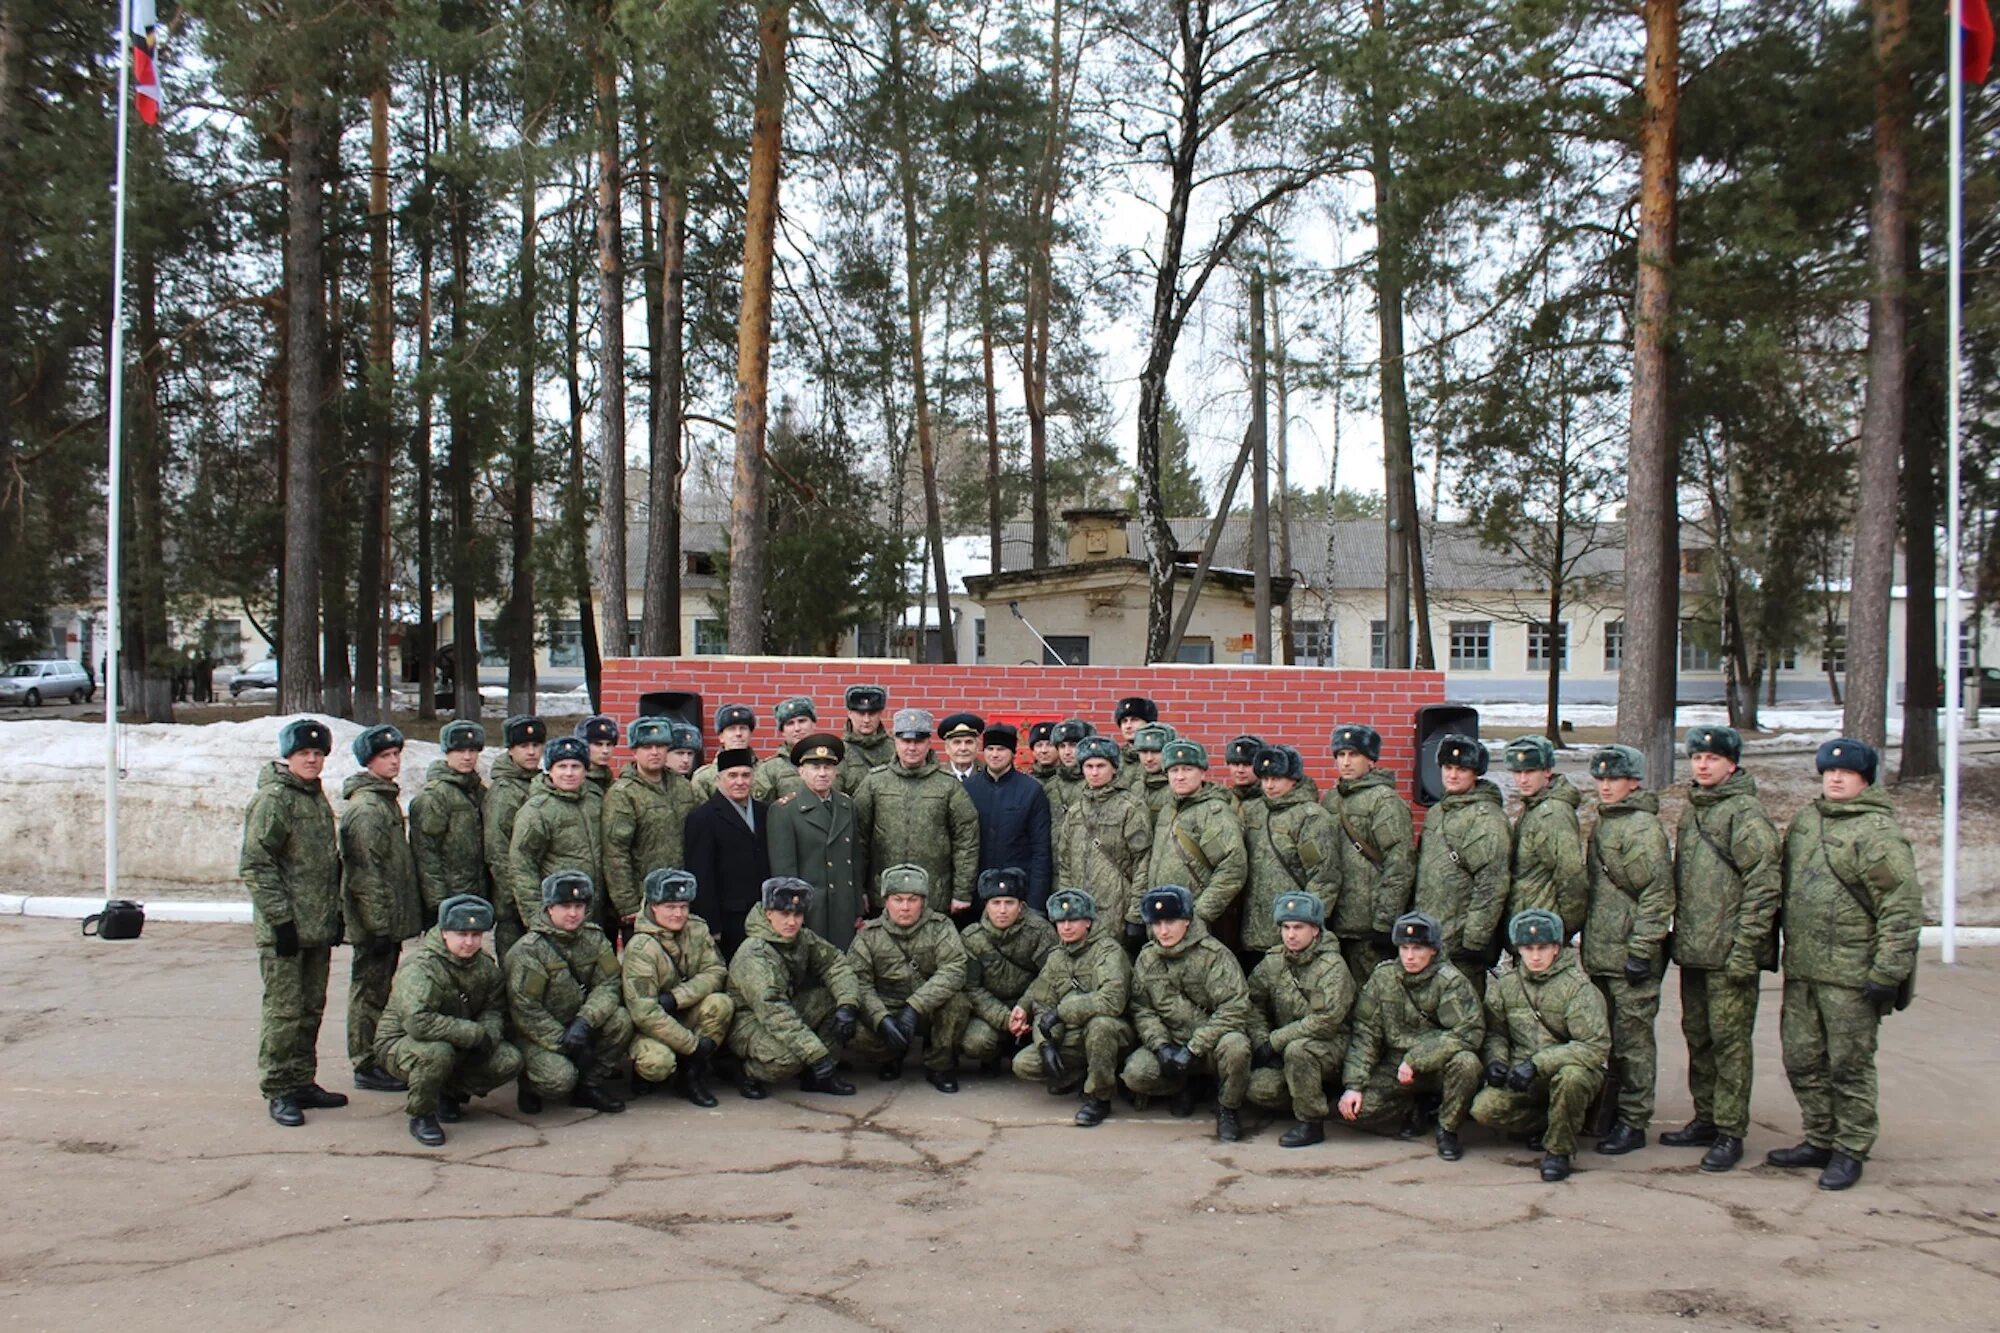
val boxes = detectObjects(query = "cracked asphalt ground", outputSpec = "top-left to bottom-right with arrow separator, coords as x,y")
3,919 -> 1996,1332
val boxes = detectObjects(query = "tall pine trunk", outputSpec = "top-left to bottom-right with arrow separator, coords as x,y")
1899,264 -> 1939,780
978,192 -> 1002,577
566,236 -> 603,704
446,78 -> 480,722
280,92 -> 325,715
413,74 -> 438,720
127,142 -> 172,723
507,113 -> 541,715
356,27 -> 391,723
641,176 -> 685,654
592,8 -> 629,663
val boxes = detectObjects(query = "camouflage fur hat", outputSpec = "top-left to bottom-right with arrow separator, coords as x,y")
1046,889 -> 1097,922
1160,738 -> 1209,770
1330,723 -> 1381,761
1132,723 -> 1178,752
1052,718 -> 1095,746
667,721 -> 703,752
439,719 -> 486,752
1684,725 -> 1741,763
716,703 -> 757,731
843,684 -> 888,713
1816,737 -> 1878,785
1391,911 -> 1443,950
351,723 -> 403,766
543,736 -> 588,768
1504,735 -> 1556,772
1272,891 -> 1323,927
774,696 -> 817,726
977,866 -> 1027,900
761,876 -> 813,913
576,714 -> 619,745
1113,696 -> 1159,725
628,716 -> 674,748
502,714 -> 546,747
1075,735 -> 1121,766
879,863 -> 931,898
1508,909 -> 1564,948
1252,744 -> 1304,782
1140,885 -> 1195,923
541,869 -> 595,907
642,868 -> 698,905
1589,745 -> 1646,782
278,718 -> 334,758
1434,734 -> 1488,775
1225,734 -> 1263,766
437,894 -> 494,932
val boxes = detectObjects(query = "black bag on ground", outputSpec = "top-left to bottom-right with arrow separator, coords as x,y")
81,900 -> 145,940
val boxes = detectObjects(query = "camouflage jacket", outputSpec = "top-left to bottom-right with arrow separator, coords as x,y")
1672,770 -> 1781,973
1054,782 -> 1153,929
1479,948 -> 1610,1073
1240,786 -> 1342,952
1022,930 -> 1133,1029
239,762 -> 342,949
507,776 -> 603,926
1779,788 -> 1921,989
1341,954 -> 1484,1088
481,755 -> 539,918
410,761 -> 487,916
339,770 -> 424,944
376,927 -> 508,1052
1322,768 -> 1415,937
1413,780 -> 1512,962
1510,775 -> 1587,934
1147,784 -> 1248,925
852,755 -> 981,911
727,907 -> 861,1068
752,753 -> 806,804
621,910 -> 729,1054
1246,932 -> 1356,1051
838,726 -> 896,795
961,910 -> 1058,1030
1130,920 -> 1253,1057
1580,788 -> 1674,977
1139,770 -> 1174,818
1042,767 -> 1085,823
601,767 -> 699,919
847,908 -> 969,1026
504,913 -> 624,1049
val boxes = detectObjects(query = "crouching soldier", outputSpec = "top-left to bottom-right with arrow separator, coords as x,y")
1337,911 -> 1483,1160
959,867 -> 1057,1071
1122,884 -> 1255,1142
1246,891 -> 1357,1148
1011,889 -> 1134,1126
624,869 -> 734,1108
847,864 -> 972,1091
377,894 -> 524,1147
725,877 -> 861,1098
1470,909 -> 1610,1181
506,870 -> 632,1115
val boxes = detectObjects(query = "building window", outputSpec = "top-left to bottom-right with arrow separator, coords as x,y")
1603,620 -> 1623,672
1961,622 -> 1976,668
1293,619 -> 1334,666
1820,624 -> 1846,675
205,619 -> 243,663
1778,648 -> 1798,671
1679,619 -> 1719,672
478,619 -> 508,666
1370,620 -> 1415,669
1448,621 -> 1492,671
1527,621 -> 1569,671
548,619 -> 583,668
694,619 -> 727,655
1680,549 -> 1707,576
1043,634 -> 1090,667
975,617 -> 987,664
1177,638 -> 1215,665
685,552 -> 716,577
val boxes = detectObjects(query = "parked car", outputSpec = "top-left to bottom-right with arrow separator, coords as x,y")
0,659 -> 92,706
230,658 -> 279,696
1937,665 -> 2000,707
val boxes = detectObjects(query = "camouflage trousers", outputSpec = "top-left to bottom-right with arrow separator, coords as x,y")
380,1034 -> 523,1117
1122,1031 -> 1253,1110
1337,934 -> 1391,993
257,946 -> 331,1098
1779,978 -> 1884,1160
959,1011 -> 1023,1067
1679,967 -> 1760,1136
516,1007 -> 635,1098
1471,1063 -> 1604,1156
849,993 -> 972,1073
346,939 -> 405,1071
1346,1051 -> 1482,1134
727,985 -> 841,1083
1010,1016 -> 1136,1100
493,899 -> 525,965
1247,1036 -> 1347,1123
630,994 -> 736,1085
1593,972 -> 1663,1130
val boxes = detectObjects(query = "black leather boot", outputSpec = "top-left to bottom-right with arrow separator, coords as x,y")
354,1064 -> 408,1093
1660,1117 -> 1717,1147
409,1114 -> 445,1147
516,1078 -> 543,1115
1699,1134 -> 1744,1172
683,1057 -> 719,1108
294,1083 -> 349,1109
436,1096 -> 465,1123
737,1075 -> 769,1100
1216,1106 -> 1242,1142
1817,1152 -> 1864,1191
1279,1120 -> 1324,1148
571,1082 -> 627,1113
1436,1127 -> 1463,1161
1766,1141 -> 1834,1169
925,1065 -> 960,1094
1540,1152 -> 1572,1182
1075,1095 -> 1110,1127
1594,1122 -> 1647,1155
268,1094 -> 304,1127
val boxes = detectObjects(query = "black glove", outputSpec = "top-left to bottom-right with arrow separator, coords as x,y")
1486,1060 -> 1511,1088
656,989 -> 680,1017
1157,1044 -> 1193,1074
271,921 -> 300,958
331,916 -> 346,948
1253,1040 -> 1278,1069
559,1017 -> 593,1062
1035,1008 -> 1061,1040
809,1056 -> 840,1082
1507,1058 -> 1537,1092
1123,920 -> 1146,942
832,1004 -> 859,1043
877,1016 -> 910,1054
693,1034 -> 717,1060
893,1004 -> 924,1042
1039,1041 -> 1065,1080
1623,956 -> 1652,985
1863,979 -> 1898,1016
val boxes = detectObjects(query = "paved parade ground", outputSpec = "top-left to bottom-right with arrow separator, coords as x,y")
1,918 -> 1995,1331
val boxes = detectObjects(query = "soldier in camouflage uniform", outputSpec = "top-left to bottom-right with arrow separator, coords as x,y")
507,736 -> 604,929
242,718 -> 349,1127
623,869 -> 734,1107
341,724 -> 424,1094
1027,721 -> 1061,785
853,709 -> 981,915
1041,719 -> 1093,820
1112,696 -> 1159,793
1470,909 -> 1611,1181
725,877 -> 861,1097
957,867 -> 1057,1070
1054,735 -> 1153,945
410,720 -> 489,922
481,714 -> 548,960
1148,739 -> 1248,933
1767,740 -> 1921,1191
576,715 -> 620,799
505,870 -> 631,1114
692,703 -> 757,802
846,865 -> 972,1091
1131,722 -> 1178,817
1122,885 -> 1256,1142
601,715 -> 699,938
1223,734 -> 1264,812
753,696 -> 819,802
1664,726 -> 1780,1173
1581,744 -> 1674,1157
1504,735 -> 1587,936
1011,889 -> 1136,1127
769,733 -> 869,948
1323,723 -> 1415,989
1413,734 -> 1511,996
377,894 -> 523,1147
1246,890 -> 1356,1148
839,685 -> 895,794
1240,745 -> 1341,964
1338,911 -> 1484,1160
665,721 -> 701,778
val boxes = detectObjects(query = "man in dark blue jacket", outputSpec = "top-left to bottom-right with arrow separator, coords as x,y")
965,724 -> 1053,918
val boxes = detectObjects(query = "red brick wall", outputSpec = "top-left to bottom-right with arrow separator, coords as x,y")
600,657 -> 1446,801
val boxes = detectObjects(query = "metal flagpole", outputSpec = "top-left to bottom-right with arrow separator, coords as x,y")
105,0 -> 134,899
1943,4 -> 1966,966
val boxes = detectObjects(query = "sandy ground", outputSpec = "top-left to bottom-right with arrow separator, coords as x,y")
2,918 -> 1995,1332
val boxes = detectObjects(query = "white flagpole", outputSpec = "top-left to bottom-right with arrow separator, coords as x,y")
105,1 -> 134,899
1943,5 -> 1966,966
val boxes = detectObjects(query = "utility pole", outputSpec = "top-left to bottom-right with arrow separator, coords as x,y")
1250,271 -> 1271,664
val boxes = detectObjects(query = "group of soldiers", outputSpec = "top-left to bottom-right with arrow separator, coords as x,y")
240,686 -> 1920,1190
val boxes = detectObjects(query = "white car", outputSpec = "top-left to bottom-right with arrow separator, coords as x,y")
0,659 -> 92,706
230,659 -> 279,696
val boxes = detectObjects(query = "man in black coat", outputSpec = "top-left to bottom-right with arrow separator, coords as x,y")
964,724 -> 1053,918
684,747 -> 771,959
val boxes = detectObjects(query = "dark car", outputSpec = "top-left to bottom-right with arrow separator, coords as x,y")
1936,665 -> 2000,707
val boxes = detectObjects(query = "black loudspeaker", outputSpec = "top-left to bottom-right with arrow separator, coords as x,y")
638,690 -> 704,730
1413,705 -> 1481,806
